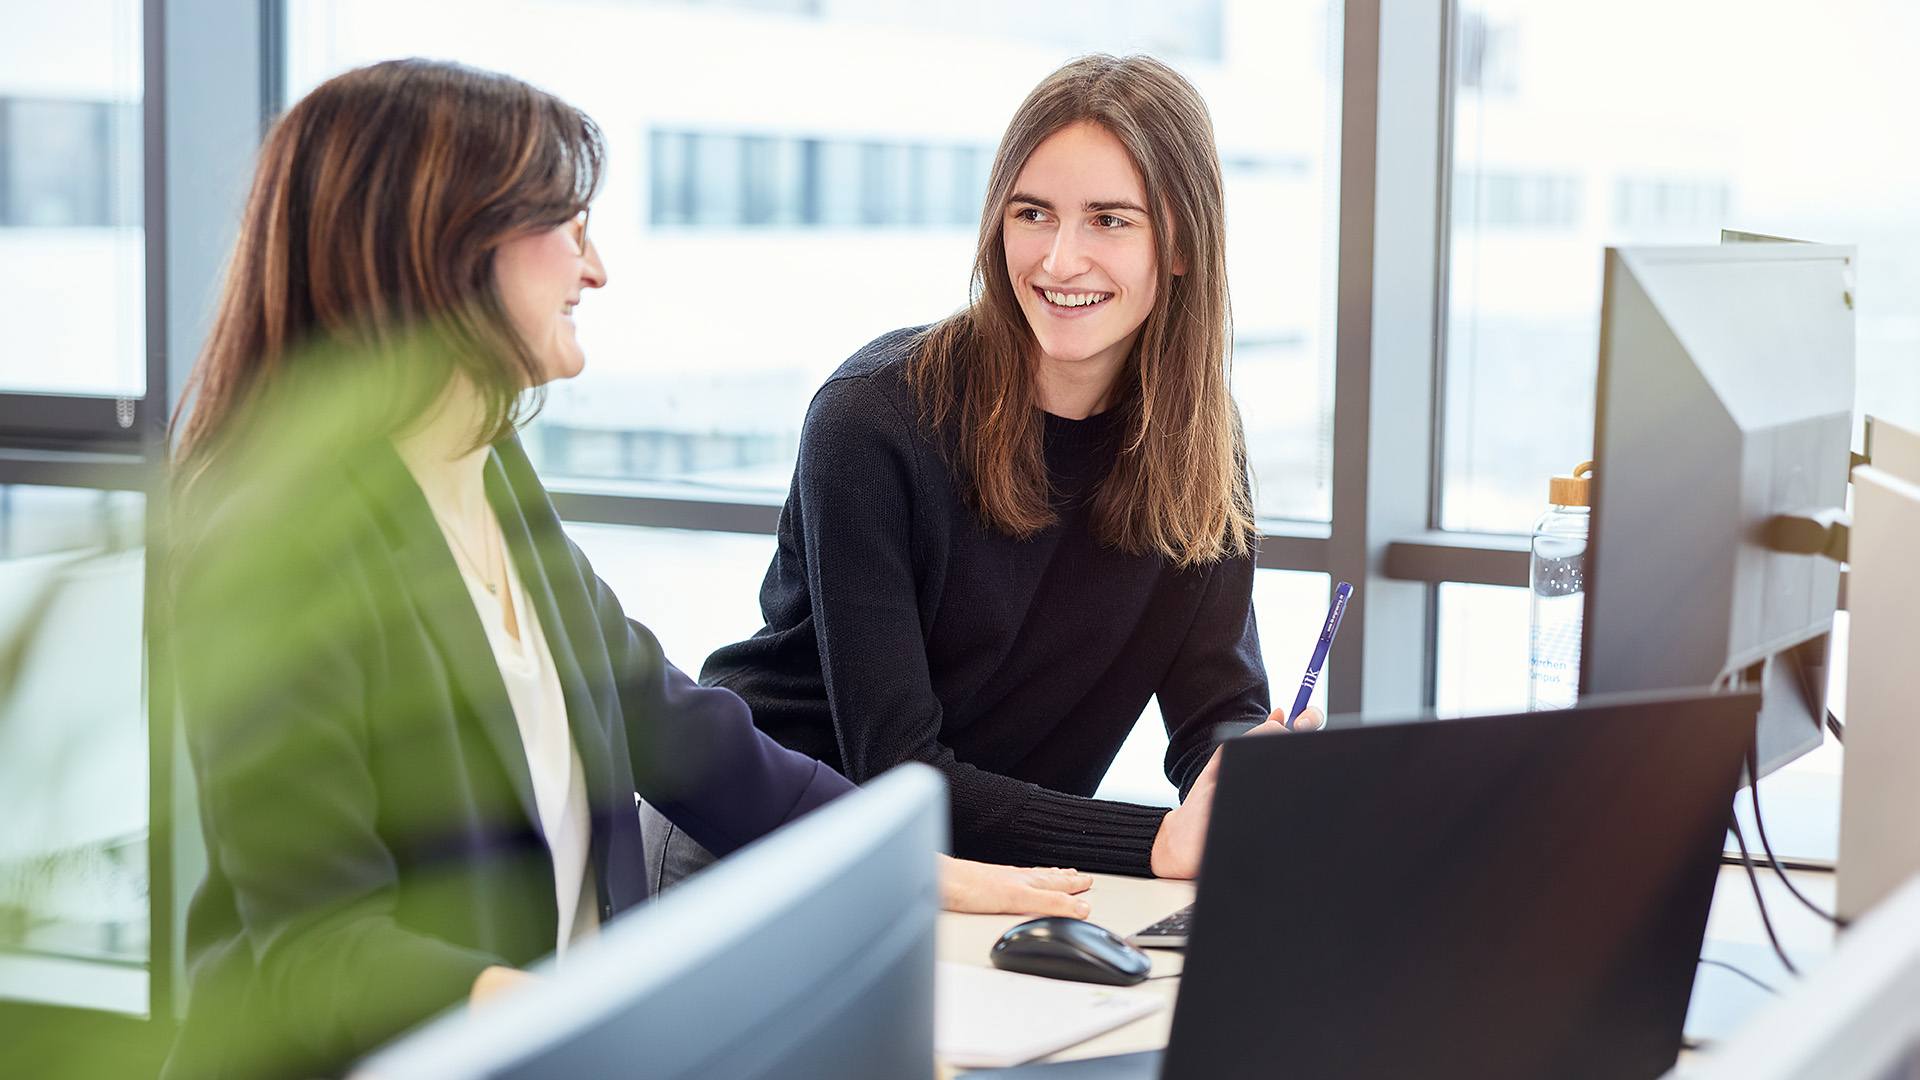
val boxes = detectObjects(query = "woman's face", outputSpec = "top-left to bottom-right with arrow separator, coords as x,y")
494,213 -> 608,385
1002,121 -> 1164,378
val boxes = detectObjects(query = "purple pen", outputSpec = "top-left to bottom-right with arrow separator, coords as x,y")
1285,581 -> 1353,728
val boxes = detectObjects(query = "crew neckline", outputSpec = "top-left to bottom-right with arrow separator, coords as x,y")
1042,405 -> 1124,448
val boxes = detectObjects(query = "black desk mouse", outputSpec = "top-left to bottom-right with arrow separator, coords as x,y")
989,916 -> 1153,986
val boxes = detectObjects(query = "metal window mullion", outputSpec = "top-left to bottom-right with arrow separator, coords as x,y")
1326,0 -> 1451,722
145,0 -> 278,1030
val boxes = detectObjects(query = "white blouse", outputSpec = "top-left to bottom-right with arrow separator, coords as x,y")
447,522 -> 600,958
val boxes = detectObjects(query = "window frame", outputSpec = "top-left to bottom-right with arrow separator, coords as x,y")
0,0 -> 277,1061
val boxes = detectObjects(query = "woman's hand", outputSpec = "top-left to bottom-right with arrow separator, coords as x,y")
939,855 -> 1094,918
470,965 -> 538,1007
1150,705 -> 1324,879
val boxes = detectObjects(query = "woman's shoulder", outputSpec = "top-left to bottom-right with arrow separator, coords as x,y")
170,447 -> 389,603
807,325 -> 930,427
822,325 -> 926,388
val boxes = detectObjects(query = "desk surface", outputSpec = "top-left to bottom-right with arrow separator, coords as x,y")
935,864 -> 1836,1077
937,874 -> 1191,1078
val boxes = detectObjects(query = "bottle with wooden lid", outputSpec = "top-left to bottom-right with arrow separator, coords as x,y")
1528,461 -> 1591,711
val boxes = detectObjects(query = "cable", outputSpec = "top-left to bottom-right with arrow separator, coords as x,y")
1745,742 -> 1848,928
1696,956 -> 1781,996
1728,811 -> 1799,977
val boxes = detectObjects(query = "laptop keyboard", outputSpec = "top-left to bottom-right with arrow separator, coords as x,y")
1128,904 -> 1195,946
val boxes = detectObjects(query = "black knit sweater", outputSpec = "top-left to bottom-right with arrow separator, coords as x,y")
700,328 -> 1270,875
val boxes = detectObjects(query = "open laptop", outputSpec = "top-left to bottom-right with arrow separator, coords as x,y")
982,688 -> 1758,1080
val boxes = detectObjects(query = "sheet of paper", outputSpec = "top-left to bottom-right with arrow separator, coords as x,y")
935,961 -> 1166,1070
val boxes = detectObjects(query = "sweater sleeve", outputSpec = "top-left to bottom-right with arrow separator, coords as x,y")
565,539 -> 854,858
1154,544 -> 1272,798
792,374 -> 1171,875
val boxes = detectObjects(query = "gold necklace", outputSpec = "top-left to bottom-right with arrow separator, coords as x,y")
436,506 -> 503,596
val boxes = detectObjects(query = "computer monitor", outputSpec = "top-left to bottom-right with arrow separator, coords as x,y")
1864,412 -> 1920,483
1676,873 -> 1920,1080
355,764 -> 947,1080
1582,242 -> 1855,780
1836,458 -> 1920,922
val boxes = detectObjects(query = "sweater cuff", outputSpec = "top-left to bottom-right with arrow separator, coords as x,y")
958,786 -> 1169,877
1176,720 -> 1261,798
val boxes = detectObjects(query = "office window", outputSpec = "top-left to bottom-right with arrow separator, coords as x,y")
1433,583 -> 1529,719
1444,0 -> 1920,533
1099,570 -> 1331,806
648,130 -> 694,226
1455,172 -> 1582,230
286,0 -> 1341,524
690,133 -> 745,227
1611,177 -> 1732,231
824,0 -> 1227,62
651,130 -> 993,232
811,139 -> 864,228
742,135 -> 807,226
568,520 -> 1331,809
2,99 -> 138,229
0,485 -> 148,1016
854,141 -> 901,226
1455,9 -> 1517,94
564,524 -> 776,676
946,145 -> 987,227
0,1 -> 144,399
667,0 -> 820,13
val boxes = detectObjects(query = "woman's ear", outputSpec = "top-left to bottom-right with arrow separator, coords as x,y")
1171,252 -> 1188,277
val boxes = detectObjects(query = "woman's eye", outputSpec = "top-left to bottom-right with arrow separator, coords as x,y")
1013,206 -> 1046,223
1095,214 -> 1129,229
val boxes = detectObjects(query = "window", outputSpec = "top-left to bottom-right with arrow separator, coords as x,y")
285,0 -> 1343,524
566,528 -> 1331,809
0,4 -> 145,401
1444,0 -> 1920,534
653,131 -> 991,229
0,485 -> 148,1016
1433,582 -> 1528,719
1455,9 -> 1516,94
1099,569 -> 1332,806
1454,171 -> 1582,229
0,0 -> 149,1022
1,99 -> 141,229
1612,177 -> 1731,231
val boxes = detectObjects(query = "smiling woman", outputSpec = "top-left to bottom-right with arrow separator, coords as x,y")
691,54 -> 1314,893
1005,121 -> 1165,421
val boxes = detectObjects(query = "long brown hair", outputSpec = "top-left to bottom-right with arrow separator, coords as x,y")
909,54 -> 1254,568
170,58 -> 603,497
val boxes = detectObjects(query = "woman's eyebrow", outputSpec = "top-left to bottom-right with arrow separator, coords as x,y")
1008,192 -> 1147,215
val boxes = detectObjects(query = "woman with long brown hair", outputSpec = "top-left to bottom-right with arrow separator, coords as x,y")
693,54 -> 1319,888
162,58 -> 1088,1080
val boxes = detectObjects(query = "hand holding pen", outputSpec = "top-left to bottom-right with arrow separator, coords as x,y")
1279,581 -> 1352,730
1148,583 -> 1351,877
1250,580 -> 1352,733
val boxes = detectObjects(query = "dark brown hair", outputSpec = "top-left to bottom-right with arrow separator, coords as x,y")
909,54 -> 1254,568
170,58 -> 603,496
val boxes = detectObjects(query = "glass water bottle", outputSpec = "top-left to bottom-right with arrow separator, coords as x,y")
1527,461 -> 1592,711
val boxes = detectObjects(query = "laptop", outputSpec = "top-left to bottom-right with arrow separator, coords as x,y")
981,688 -> 1759,1080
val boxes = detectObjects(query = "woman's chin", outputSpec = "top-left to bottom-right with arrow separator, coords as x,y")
542,352 -> 587,384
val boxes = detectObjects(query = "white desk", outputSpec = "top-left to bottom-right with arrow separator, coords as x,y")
937,874 -> 1190,1077
936,865 -> 1837,1077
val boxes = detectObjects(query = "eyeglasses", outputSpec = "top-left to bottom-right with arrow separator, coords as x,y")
569,207 -> 592,256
